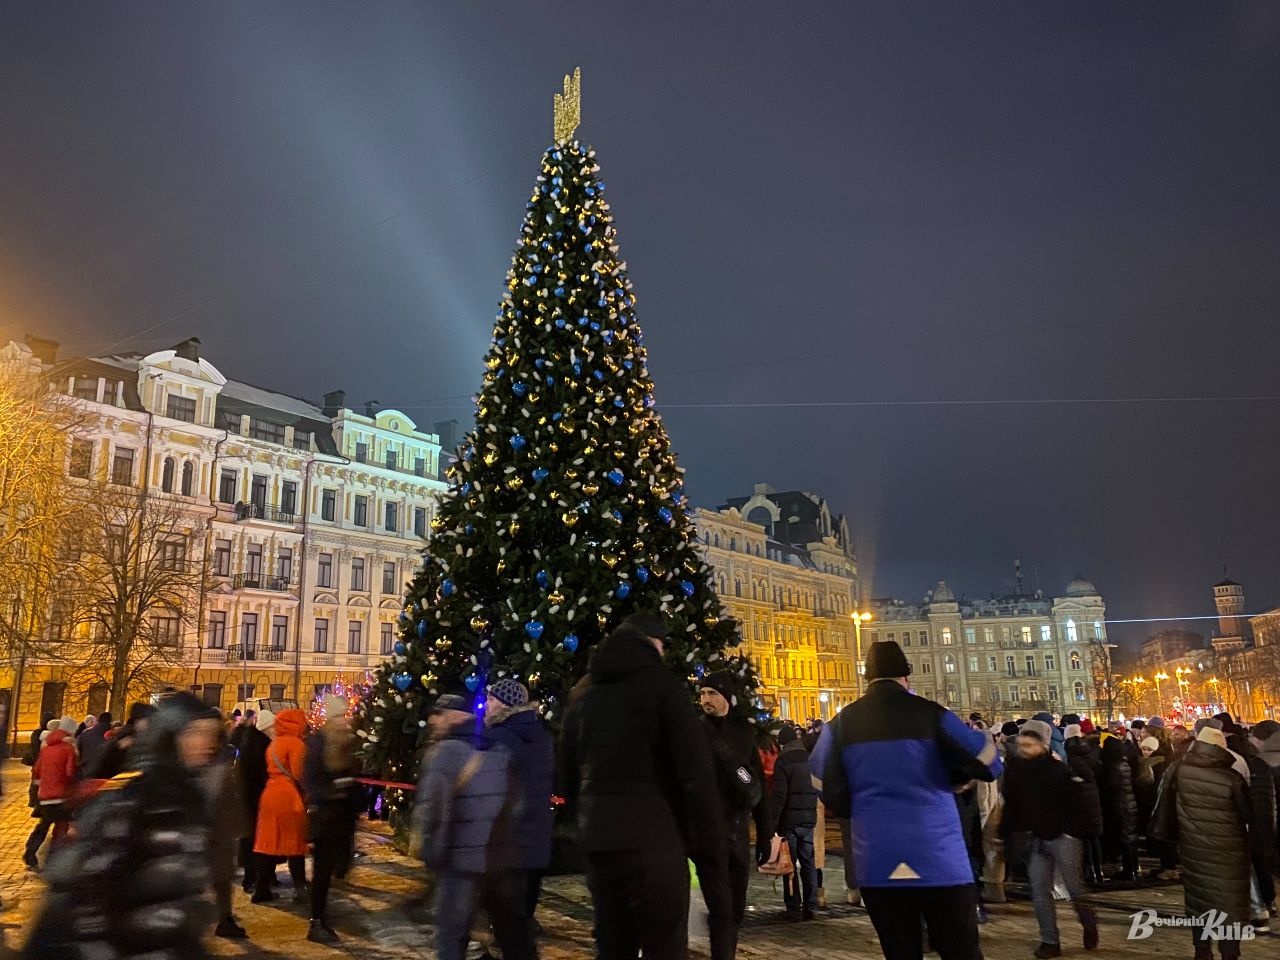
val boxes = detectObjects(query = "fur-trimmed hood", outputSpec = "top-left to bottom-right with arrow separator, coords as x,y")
484,701 -> 541,730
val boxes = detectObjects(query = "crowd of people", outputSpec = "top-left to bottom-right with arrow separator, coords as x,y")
9,625 -> 1280,960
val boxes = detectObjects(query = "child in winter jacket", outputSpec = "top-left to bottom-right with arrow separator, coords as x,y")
23,724 -> 79,869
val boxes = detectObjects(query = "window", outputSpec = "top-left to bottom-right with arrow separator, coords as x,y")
1025,655 -> 1036,675
158,540 -> 185,571
181,460 -> 194,496
321,489 -> 336,521
380,622 -> 394,655
1044,653 -> 1056,671
886,632 -> 895,643
921,661 -> 932,674
414,506 -> 427,537
110,447 -> 135,485
382,562 -> 397,595
219,469 -> 237,504
944,655 -> 956,674
1070,650 -> 1082,670
206,611 -> 227,649
312,683 -> 332,700
249,418 -> 286,444
987,655 -> 998,672
1005,655 -> 1016,676
218,410 -> 243,433
354,495 -> 368,527
942,627 -> 953,646
971,686 -> 982,703
73,377 -> 99,401
240,613 -> 258,648
347,620 -> 363,654
902,633 -> 911,647
1029,685 -> 1040,702
314,618 -> 329,653
236,683 -> 256,702
1073,680 -> 1086,702
69,439 -> 93,479
201,683 -> 224,710
1048,683 -> 1059,702
1009,685 -> 1021,705
276,547 -> 292,581
1066,619 -> 1078,643
385,502 -> 398,532
153,613 -> 181,646
245,543 -> 262,578
1002,626 -> 1011,642
317,552 -> 333,588
414,456 -> 426,477
385,450 -> 397,471
213,539 -> 231,576
919,630 -> 929,646
964,627 -> 976,644
350,557 -> 367,591
271,615 -> 289,651
1040,624 -> 1051,643
269,684 -> 287,700
250,474 -> 268,509
983,627 -> 994,643
293,430 -> 312,451
735,579 -> 742,597
166,394 -> 196,422
946,687 -> 958,705
355,441 -> 368,464
281,480 -> 298,515
967,656 -> 979,673
1093,621 -> 1103,640
1021,625 -> 1032,644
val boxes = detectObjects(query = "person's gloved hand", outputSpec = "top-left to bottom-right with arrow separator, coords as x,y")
755,835 -> 774,866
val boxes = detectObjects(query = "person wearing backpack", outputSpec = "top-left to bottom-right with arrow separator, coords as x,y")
414,693 -> 533,960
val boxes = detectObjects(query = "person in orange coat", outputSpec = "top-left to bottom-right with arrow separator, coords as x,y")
251,708 -> 310,903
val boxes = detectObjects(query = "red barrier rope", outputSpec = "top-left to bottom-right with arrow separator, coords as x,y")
354,777 -> 567,807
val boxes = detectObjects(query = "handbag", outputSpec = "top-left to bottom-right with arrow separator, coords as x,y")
757,834 -> 795,877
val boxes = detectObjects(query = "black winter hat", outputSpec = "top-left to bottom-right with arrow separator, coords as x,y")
1061,713 -> 1081,727
621,612 -> 667,640
699,671 -> 735,703
1000,721 -> 1020,737
864,640 -> 911,681
777,724 -> 798,745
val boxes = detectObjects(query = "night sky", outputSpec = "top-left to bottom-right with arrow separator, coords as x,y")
3,3 -> 1278,650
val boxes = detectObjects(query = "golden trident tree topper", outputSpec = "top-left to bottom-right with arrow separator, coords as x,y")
553,67 -> 582,144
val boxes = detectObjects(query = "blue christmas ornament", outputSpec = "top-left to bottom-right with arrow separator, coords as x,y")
525,620 -> 545,640
564,633 -> 580,653
393,673 -> 412,692
536,569 -> 550,589
534,358 -> 545,368
680,580 -> 696,597
465,524 -> 475,536
465,674 -> 482,692
532,467 -> 550,483
636,566 -> 650,584
623,359 -> 634,370
512,383 -> 527,398
394,640 -> 407,656
610,509 -> 623,523
441,579 -> 455,598
695,663 -> 707,679
416,620 -> 428,639
616,582 -> 632,599
573,362 -> 583,375
613,397 -> 625,408
645,394 -> 656,409
592,369 -> 604,382
606,469 -> 624,486
658,507 -> 674,524
510,434 -> 527,451
555,287 -> 566,298
555,318 -> 566,328
398,610 -> 410,624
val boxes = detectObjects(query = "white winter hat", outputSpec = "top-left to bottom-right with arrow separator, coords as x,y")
58,716 -> 78,734
257,710 -> 277,735
1196,723 -> 1227,750
323,695 -> 348,721
1140,737 -> 1159,756
1064,724 -> 1082,740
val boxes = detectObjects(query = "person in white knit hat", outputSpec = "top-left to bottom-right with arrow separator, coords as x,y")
301,695 -> 360,943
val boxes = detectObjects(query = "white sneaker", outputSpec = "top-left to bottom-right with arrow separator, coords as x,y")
846,889 -> 861,906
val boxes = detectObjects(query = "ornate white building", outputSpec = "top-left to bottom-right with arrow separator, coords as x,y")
1,335 -> 448,731
865,577 -> 1108,719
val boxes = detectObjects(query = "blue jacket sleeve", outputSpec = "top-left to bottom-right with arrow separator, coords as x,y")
939,711 -> 1003,780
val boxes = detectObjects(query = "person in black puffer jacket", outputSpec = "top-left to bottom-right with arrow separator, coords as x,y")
1239,734 -> 1277,924
1064,725 -> 1104,885
1151,722 -> 1251,960
769,724 -> 819,920
20,693 -> 220,960
560,622 -> 722,960
1100,734 -> 1139,880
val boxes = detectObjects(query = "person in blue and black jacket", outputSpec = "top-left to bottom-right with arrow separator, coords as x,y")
821,640 -> 1002,960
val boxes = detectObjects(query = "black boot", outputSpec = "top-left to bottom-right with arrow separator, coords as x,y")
307,919 -> 340,944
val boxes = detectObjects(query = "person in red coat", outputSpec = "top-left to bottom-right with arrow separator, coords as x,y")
251,708 -> 310,902
24,725 -> 80,868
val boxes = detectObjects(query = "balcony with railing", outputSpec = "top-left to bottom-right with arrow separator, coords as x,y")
231,573 -> 294,592
233,502 -> 297,525
214,643 -> 287,663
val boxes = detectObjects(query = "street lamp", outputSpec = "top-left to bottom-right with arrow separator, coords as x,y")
850,611 -> 873,699
1175,666 -> 1192,719
1153,671 -> 1169,718
1208,676 -> 1221,708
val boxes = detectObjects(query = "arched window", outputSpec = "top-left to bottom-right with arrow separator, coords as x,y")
944,654 -> 956,674
1066,619 -> 1078,643
942,627 -> 953,645
1072,680 -> 1086,702
714,534 -> 720,548
180,460 -> 194,496
160,457 -> 175,492
734,579 -> 742,598
718,574 -> 727,595
1070,650 -> 1082,670
730,538 -> 736,552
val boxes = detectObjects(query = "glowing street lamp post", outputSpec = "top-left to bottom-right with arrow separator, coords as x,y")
850,611 -> 873,699
1153,671 -> 1169,719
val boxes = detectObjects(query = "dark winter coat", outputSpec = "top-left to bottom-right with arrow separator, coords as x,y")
769,740 -> 818,834
1031,712 -> 1067,762
414,725 -> 514,875
1001,752 -> 1076,840
558,627 -> 720,859
1100,736 -> 1138,844
820,679 -> 1002,888
232,724 -> 270,818
1243,751 -> 1276,862
1257,728 -> 1280,867
1134,755 -> 1166,836
303,727 -> 362,844
76,723 -> 110,775
1064,736 -> 1104,838
486,703 -> 556,870
1151,739 -> 1251,923
702,711 -> 769,843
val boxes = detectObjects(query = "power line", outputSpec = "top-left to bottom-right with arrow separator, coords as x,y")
659,395 -> 1280,410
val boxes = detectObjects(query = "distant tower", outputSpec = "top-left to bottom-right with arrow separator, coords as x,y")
1213,574 -> 1246,640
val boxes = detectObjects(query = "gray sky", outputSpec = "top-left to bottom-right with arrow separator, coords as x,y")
3,2 -> 1278,649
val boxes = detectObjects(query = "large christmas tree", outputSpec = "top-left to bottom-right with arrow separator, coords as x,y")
356,70 -> 763,793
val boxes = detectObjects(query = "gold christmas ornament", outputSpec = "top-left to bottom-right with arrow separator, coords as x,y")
430,517 -> 444,532
506,476 -> 524,491
601,553 -> 619,569
483,451 -> 498,466
508,519 -> 521,537
496,559 -> 507,574
582,481 -> 600,496
561,511 -> 579,527
596,612 -> 608,628
548,590 -> 565,605
470,616 -> 489,632
486,356 -> 501,371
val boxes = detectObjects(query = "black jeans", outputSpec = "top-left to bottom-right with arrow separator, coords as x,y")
311,830 -> 354,920
526,869 -> 544,919
1081,836 -> 1103,879
586,848 -> 689,960
693,836 -> 734,960
255,853 -> 306,894
861,884 -> 983,960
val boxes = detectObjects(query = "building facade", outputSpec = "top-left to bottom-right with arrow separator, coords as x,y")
0,335 -> 448,738
864,578 -> 1108,720
694,484 -> 861,723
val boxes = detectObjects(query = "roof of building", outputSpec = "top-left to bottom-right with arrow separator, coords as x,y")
1214,578 -> 1242,589
1065,576 -> 1098,597
931,580 -> 955,603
